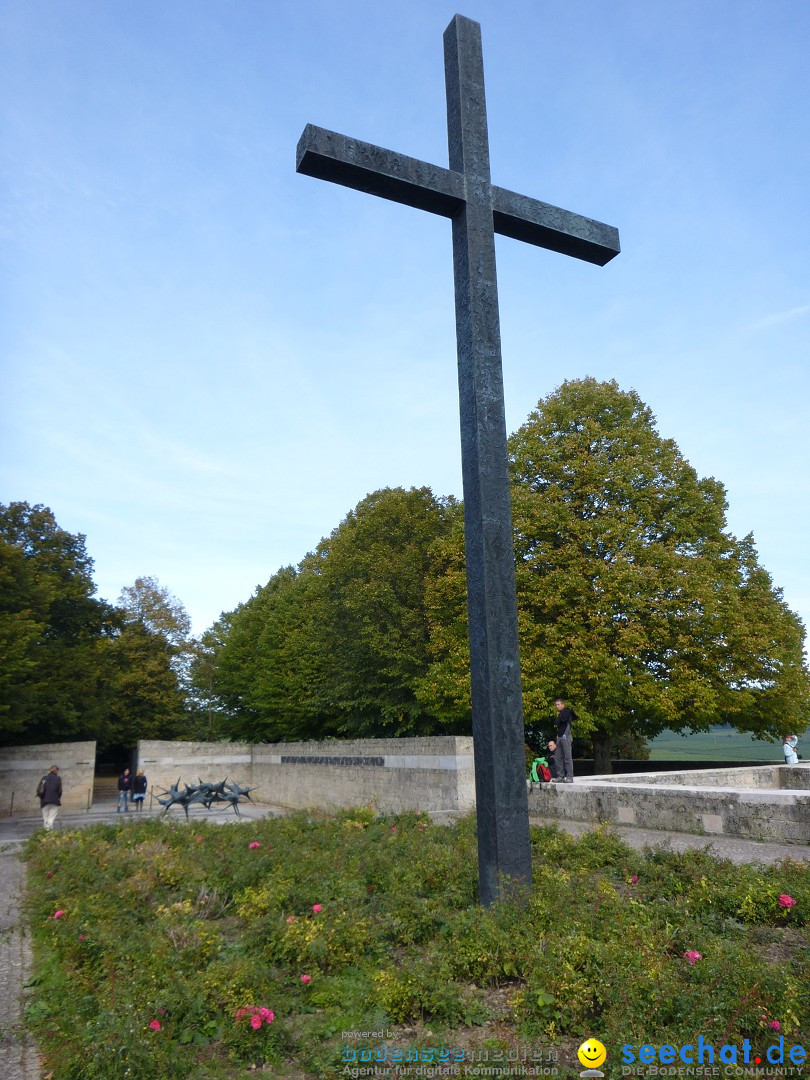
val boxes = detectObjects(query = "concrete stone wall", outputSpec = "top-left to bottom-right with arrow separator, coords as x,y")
528,763 -> 810,844
0,742 -> 96,816
602,764 -> 808,789
777,765 -> 810,791
136,737 -> 476,817
135,740 -> 254,807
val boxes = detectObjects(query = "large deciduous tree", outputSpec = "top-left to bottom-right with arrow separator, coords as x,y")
508,378 -> 808,768
299,486 -> 460,736
196,383 -> 808,757
422,379 -> 809,768
106,576 -> 193,744
0,502 -> 117,743
118,576 -> 191,653
197,487 -> 459,741
1,504 -> 197,748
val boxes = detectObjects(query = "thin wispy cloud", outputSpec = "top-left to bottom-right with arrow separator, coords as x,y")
745,303 -> 810,332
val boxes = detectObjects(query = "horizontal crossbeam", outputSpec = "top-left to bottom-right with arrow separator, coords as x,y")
492,186 -> 619,266
296,124 -> 463,217
296,124 -> 619,266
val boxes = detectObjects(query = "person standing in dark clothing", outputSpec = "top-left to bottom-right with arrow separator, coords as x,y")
132,769 -> 148,811
117,768 -> 132,812
37,765 -> 62,830
552,698 -> 576,783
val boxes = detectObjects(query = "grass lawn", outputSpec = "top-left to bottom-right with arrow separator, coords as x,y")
23,810 -> 809,1079
647,724 -> 810,763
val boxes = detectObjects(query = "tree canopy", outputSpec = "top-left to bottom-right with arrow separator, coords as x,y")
0,502 -> 117,743
7,381 -> 807,761
190,487 -> 460,742
508,379 -> 808,764
118,576 -> 191,652
190,382 -> 809,759
0,503 -> 194,748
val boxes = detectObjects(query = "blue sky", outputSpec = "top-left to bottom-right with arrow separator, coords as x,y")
2,0 -> 808,645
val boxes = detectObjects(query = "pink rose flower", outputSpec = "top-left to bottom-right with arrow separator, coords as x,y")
286,915 -> 296,924
630,875 -> 638,885
250,1014 -> 262,1030
312,903 -> 322,914
149,1019 -> 162,1031
258,1007 -> 274,1022
300,974 -> 312,984
684,951 -> 702,965
53,910 -> 65,919
249,841 -> 261,849
778,894 -> 797,908
769,1020 -> 781,1031
391,826 -> 397,833
194,834 -> 203,843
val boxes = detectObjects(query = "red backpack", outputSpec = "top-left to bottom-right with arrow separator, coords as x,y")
530,758 -> 551,783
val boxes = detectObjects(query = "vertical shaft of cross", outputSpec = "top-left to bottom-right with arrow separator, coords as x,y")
297,13 -> 618,905
444,16 -> 532,905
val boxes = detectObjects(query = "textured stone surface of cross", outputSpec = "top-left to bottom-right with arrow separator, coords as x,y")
297,14 -> 620,905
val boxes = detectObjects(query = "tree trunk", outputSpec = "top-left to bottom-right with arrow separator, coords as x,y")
592,728 -> 613,774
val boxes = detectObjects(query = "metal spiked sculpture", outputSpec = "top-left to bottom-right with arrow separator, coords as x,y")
154,778 -> 258,819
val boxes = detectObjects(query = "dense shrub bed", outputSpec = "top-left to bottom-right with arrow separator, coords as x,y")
24,811 -> 809,1078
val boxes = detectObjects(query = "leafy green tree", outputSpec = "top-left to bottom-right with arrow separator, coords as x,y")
247,565 -> 333,740
117,574 -> 194,691
101,621 -> 187,745
0,502 -> 118,743
423,380 -> 809,770
202,488 -> 460,740
117,576 -> 191,652
415,501 -> 472,729
186,613 -> 237,739
290,487 -> 460,736
195,573 -> 305,741
0,505 -> 198,748
510,378 -> 809,769
109,575 -> 194,743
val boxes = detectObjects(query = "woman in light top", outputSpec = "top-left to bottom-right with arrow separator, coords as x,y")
782,735 -> 799,765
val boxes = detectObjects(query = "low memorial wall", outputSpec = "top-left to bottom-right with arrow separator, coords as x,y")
0,742 -> 97,816
136,737 -> 476,817
136,739 -> 253,804
528,763 -> 810,844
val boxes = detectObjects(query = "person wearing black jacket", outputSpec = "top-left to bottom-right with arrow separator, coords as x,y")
117,767 -> 132,813
552,698 -> 576,783
37,765 -> 62,830
132,769 -> 148,811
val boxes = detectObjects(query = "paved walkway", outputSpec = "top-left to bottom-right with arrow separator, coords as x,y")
1,804 -> 808,1080
0,847 -> 40,1080
0,798 -> 280,845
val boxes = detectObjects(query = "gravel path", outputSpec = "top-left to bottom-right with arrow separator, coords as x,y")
0,846 -> 40,1080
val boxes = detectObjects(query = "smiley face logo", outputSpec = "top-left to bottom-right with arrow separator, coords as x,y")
577,1038 -> 607,1070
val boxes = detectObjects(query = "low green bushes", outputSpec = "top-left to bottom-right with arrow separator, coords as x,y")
23,812 -> 808,1078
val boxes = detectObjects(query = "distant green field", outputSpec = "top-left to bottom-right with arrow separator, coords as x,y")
647,725 -> 808,762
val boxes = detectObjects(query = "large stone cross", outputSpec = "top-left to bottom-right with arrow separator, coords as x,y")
297,14 -> 620,905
